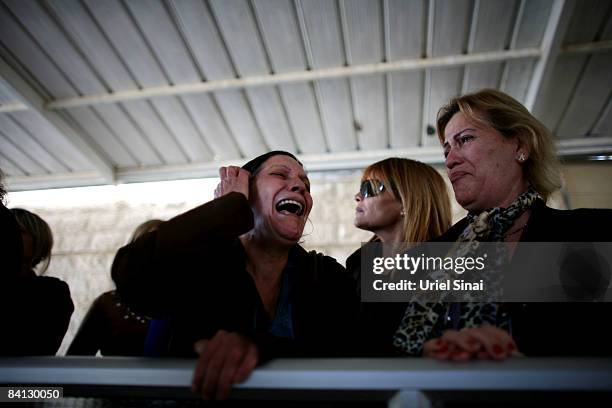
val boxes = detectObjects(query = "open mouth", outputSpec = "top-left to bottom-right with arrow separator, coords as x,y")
276,199 -> 304,216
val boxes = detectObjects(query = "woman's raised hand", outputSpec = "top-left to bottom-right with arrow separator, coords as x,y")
215,166 -> 250,199
423,325 -> 522,361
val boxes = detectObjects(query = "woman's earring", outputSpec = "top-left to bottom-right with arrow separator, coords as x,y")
517,152 -> 527,162
400,209 -> 405,217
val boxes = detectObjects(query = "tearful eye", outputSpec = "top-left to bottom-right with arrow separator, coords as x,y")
275,199 -> 304,215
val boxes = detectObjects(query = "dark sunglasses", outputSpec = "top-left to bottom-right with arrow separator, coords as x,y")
359,179 -> 386,198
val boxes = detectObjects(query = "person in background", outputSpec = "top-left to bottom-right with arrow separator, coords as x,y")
1,208 -> 73,355
67,219 -> 163,356
406,88 -> 612,360
346,158 -> 453,355
112,151 -> 358,400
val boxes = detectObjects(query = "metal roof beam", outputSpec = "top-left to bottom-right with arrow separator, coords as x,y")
524,0 -> 575,112
109,137 -> 612,184
6,136 -> 611,190
0,58 -> 114,183
562,40 -> 612,55
47,48 -> 540,109
0,101 -> 28,113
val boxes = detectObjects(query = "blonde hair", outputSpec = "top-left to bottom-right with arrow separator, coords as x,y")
129,219 -> 163,244
362,158 -> 452,243
436,88 -> 562,199
10,208 -> 53,274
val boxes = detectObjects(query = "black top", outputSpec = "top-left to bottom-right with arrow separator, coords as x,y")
1,270 -> 74,356
434,199 -> 612,356
112,192 -> 359,359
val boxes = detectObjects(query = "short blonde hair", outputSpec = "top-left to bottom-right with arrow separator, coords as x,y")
436,88 -> 562,199
11,208 -> 53,274
362,158 -> 452,243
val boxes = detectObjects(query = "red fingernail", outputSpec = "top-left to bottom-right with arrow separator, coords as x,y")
493,344 -> 503,355
439,344 -> 448,352
507,342 -> 516,351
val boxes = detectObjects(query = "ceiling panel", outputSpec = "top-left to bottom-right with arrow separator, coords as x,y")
4,0 -> 105,95
556,53 -> 612,138
462,0 -> 517,93
46,0 -> 138,91
253,0 -> 326,153
124,0 -> 200,84
93,104 -> 162,166
424,0 -> 472,147
342,0 -> 386,150
180,93 -> 241,160
214,90 -> 268,157
66,107 -> 136,167
0,114 -> 67,173
245,86 -> 297,152
84,0 -> 167,88
148,96 -> 212,162
169,0 -> 236,81
9,110 -> 93,171
0,2 -> 74,99
501,0 -> 554,102
253,0 -> 326,154
211,0 -> 297,153
386,0 -> 425,148
563,0 -> 611,44
0,81 -> 19,103
0,151 -> 24,176
118,100 -> 188,165
0,132 -> 46,175
593,97 -> 612,136
299,0 -> 355,152
536,54 -> 587,132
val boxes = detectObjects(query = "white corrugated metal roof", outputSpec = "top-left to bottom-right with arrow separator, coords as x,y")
1,0 -> 611,190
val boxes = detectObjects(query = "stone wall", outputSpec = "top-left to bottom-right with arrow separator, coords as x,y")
6,162 -> 612,355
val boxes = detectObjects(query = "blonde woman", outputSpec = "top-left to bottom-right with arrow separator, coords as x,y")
346,157 -> 452,355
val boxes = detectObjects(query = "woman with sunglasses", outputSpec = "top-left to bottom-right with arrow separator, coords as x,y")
346,157 -> 452,355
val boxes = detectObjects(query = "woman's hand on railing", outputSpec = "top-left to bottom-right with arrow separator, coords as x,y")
191,330 -> 259,400
423,325 -> 522,361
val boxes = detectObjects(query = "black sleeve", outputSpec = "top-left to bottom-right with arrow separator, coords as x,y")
111,192 -> 254,317
66,294 -> 107,356
3,277 -> 74,356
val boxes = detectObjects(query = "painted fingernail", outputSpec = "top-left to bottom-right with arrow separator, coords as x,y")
439,344 -> 448,352
492,344 -> 504,355
507,342 -> 516,351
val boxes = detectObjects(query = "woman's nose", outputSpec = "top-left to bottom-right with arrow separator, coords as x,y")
354,192 -> 362,202
290,178 -> 307,192
445,147 -> 461,169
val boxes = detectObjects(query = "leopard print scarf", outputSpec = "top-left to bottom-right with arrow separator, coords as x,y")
392,187 -> 539,355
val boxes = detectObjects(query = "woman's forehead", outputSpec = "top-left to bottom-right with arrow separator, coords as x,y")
260,155 -> 307,175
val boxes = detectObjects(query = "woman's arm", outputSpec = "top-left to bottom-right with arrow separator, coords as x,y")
111,192 -> 254,317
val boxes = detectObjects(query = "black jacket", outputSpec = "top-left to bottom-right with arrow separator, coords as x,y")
435,199 -> 612,356
112,192 -> 359,359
